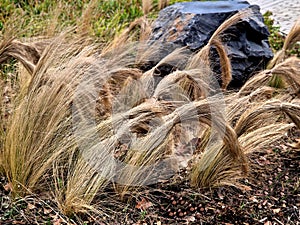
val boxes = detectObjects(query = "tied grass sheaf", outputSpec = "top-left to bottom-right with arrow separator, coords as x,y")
0,0 -> 300,223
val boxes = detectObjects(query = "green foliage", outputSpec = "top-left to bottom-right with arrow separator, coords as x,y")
263,11 -> 284,52
0,0 -> 139,40
0,59 -> 17,80
92,0 -> 143,40
268,74 -> 286,89
264,11 -> 299,88
264,11 -> 300,57
0,0 -> 195,42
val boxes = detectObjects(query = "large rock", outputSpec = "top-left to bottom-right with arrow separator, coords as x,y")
149,1 -> 273,88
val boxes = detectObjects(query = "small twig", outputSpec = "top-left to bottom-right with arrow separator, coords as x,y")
274,217 -> 284,225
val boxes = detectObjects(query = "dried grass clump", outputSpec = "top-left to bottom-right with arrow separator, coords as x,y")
234,100 -> 300,137
105,17 -> 152,53
0,39 -> 41,74
0,79 -> 4,174
158,0 -> 170,10
0,35 -> 111,216
238,57 -> 300,96
142,0 -> 153,15
188,8 -> 253,90
267,18 -> 300,88
0,9 -> 300,220
268,18 -> 300,68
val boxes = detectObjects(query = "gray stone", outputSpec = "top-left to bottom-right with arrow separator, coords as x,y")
149,1 -> 274,88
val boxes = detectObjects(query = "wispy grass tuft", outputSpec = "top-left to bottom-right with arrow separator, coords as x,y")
239,57 -> 300,96
187,8 -> 253,90
0,3 -> 299,221
268,18 -> 300,68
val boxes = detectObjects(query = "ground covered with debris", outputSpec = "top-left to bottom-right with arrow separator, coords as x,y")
1,129 -> 299,225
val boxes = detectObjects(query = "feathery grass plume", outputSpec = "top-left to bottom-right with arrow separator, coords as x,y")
271,57 -> 300,93
238,70 -> 273,96
268,17 -> 300,69
2,36 -> 90,195
2,33 -> 122,213
190,101 -> 248,188
188,38 -> 232,90
239,123 -> 294,154
213,38 -> 232,90
239,57 -> 300,96
0,39 -> 41,75
267,18 -> 300,87
187,9 -> 252,89
234,100 -> 300,138
104,16 -> 152,53
142,0 -> 153,15
191,100 -> 297,188
191,145 -> 246,188
226,86 -> 275,124
152,69 -> 212,101
76,0 -> 98,36
158,0 -> 169,10
234,101 -> 280,137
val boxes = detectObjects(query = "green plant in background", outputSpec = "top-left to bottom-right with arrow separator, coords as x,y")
139,210 -> 147,220
263,11 -> 300,88
0,0 -> 193,42
263,11 -> 284,52
92,0 -> 144,40
264,11 -> 300,57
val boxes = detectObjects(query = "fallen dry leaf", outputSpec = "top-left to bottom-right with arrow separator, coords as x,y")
273,208 -> 281,214
53,218 -> 62,225
135,198 -> 153,210
44,208 -> 52,215
4,182 -> 13,192
27,203 -> 36,210
249,196 -> 259,203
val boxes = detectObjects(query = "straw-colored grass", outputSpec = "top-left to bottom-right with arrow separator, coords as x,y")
187,9 -> 253,90
0,4 -> 299,221
268,17 -> 300,68
158,0 -> 170,10
267,17 -> 300,88
239,56 -> 300,96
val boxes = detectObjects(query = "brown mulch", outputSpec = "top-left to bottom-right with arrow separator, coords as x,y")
0,129 -> 299,225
